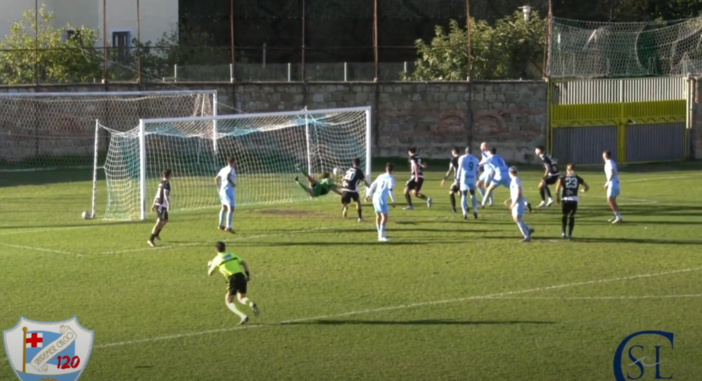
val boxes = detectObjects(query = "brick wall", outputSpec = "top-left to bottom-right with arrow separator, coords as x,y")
0,81 -> 547,164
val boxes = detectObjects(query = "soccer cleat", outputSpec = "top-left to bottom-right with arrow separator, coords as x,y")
403,205 -> 414,210
251,303 -> 260,317
527,203 -> 533,212
147,240 -> 155,247
611,217 -> 623,224
378,236 -> 390,242
239,316 -> 249,325
607,217 -> 615,223
521,237 -> 531,242
546,199 -> 554,207
225,228 -> 236,234
568,235 -> 573,240
529,228 -> 535,236
427,198 -> 433,208
218,225 -> 225,231
451,209 -> 457,213
561,233 -> 566,239
537,201 -> 546,208
473,212 -> 478,219
463,213 -> 468,220
357,218 -> 362,223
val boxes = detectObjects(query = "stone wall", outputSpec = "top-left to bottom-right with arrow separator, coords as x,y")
0,81 -> 547,164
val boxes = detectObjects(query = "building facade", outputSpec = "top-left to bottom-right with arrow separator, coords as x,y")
0,0 -> 177,47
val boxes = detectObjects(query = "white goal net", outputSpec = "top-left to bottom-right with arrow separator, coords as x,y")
96,107 -> 372,220
0,91 -> 216,171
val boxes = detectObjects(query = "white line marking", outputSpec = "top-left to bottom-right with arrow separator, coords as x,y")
486,294 -> 702,301
0,243 -> 84,257
94,266 -> 702,349
624,176 -> 688,183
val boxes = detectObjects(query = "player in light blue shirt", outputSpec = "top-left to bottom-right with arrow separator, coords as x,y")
215,157 -> 237,233
603,150 -> 622,223
457,146 -> 479,219
506,166 -> 534,242
365,163 -> 396,242
476,142 -> 494,206
481,147 -> 532,212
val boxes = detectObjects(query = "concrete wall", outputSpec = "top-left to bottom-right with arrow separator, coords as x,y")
0,81 -> 547,164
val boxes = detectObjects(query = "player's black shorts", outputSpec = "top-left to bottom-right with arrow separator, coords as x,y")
561,201 -> 578,216
544,174 -> 559,185
156,206 -> 168,221
341,191 -> 360,204
228,273 -> 248,295
406,177 -> 424,192
450,181 -> 459,193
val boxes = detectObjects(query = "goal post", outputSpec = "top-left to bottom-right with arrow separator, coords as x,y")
98,106 -> 372,220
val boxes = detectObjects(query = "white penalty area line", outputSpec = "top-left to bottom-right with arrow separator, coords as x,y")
93,265 -> 702,349
485,294 -> 702,301
0,243 -> 85,257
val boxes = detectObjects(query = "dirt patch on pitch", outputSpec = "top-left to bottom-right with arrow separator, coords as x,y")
255,209 -> 325,217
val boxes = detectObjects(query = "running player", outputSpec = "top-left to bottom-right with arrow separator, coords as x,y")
457,146 -> 479,219
440,147 -> 460,213
482,148 -> 532,212
403,147 -> 432,210
603,151 -> 623,223
555,164 -> 589,239
340,158 -> 371,222
147,169 -> 171,247
535,146 -> 559,208
366,163 -> 396,242
476,142 -> 494,206
295,165 -> 342,198
505,166 -> 534,242
215,157 -> 237,233
207,242 -> 259,325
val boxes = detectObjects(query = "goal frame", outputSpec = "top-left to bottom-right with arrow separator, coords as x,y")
134,106 -> 372,220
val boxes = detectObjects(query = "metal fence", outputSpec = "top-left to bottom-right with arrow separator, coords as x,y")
0,0 -> 548,85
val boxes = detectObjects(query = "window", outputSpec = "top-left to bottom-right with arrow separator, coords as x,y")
112,31 -> 131,61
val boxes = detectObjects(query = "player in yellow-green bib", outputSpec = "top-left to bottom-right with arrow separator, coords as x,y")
207,242 -> 259,325
294,165 -> 342,197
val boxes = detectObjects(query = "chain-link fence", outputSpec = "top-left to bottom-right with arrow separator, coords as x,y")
0,0 -> 549,84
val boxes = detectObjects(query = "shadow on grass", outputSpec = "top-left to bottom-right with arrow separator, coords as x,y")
481,236 -> 702,245
281,319 -> 556,326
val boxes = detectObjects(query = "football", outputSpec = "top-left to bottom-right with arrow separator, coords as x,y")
81,211 -> 91,219
333,167 -> 341,176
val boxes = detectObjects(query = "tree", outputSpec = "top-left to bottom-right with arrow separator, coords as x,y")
0,5 -> 102,84
402,11 -> 547,81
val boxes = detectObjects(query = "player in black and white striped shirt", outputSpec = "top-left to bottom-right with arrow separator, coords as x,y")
148,169 -> 172,247
340,158 -> 371,222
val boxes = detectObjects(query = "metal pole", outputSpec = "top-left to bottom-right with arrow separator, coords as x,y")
545,0 -> 552,78
466,0 -> 471,81
373,0 -> 378,82
301,0 -> 306,81
230,0 -> 235,82
103,0 -> 107,82
34,0 -> 38,85
137,0 -> 141,85
263,43 -> 266,68
92,120 -> 100,218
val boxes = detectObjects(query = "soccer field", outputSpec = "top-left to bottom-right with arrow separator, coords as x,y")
1,161 -> 701,380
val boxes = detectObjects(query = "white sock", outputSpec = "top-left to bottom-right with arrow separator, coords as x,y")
380,225 -> 386,237
376,223 -> 380,233
517,220 -> 530,238
461,194 -> 468,213
226,210 -> 233,228
471,195 -> 478,211
478,187 -> 485,198
227,303 -> 247,319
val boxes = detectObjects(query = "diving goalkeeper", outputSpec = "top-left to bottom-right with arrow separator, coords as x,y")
295,165 -> 342,197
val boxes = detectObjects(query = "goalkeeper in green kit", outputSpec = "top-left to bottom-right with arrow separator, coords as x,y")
295,164 -> 342,197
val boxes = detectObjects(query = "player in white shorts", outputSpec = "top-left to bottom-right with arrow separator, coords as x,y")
603,151 -> 623,224
506,166 -> 534,242
457,146 -> 480,219
215,157 -> 237,233
366,163 -> 396,242
476,142 -> 494,206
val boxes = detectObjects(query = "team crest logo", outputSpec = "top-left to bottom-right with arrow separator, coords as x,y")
3,316 -> 94,381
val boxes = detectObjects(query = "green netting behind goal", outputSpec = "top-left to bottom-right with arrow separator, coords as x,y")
549,16 -> 702,78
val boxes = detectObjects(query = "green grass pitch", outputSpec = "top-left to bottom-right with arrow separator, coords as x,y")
1,160 -> 701,380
